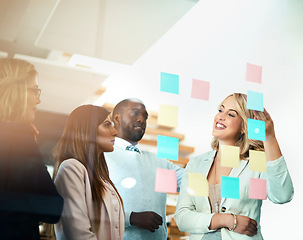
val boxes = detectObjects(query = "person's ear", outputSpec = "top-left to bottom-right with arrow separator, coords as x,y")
113,113 -> 121,128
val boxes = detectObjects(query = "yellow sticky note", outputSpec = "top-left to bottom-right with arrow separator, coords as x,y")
249,150 -> 267,172
221,145 -> 240,168
157,104 -> 178,128
187,172 -> 209,196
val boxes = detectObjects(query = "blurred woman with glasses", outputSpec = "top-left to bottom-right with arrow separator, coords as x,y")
0,58 -> 63,239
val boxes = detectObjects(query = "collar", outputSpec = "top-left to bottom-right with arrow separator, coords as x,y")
114,137 -> 140,150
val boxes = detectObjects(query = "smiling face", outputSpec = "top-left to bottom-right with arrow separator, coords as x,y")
96,116 -> 118,153
115,100 -> 148,145
25,76 -> 41,123
212,96 -> 243,146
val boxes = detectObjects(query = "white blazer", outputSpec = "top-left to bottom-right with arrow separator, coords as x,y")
175,151 -> 293,240
54,159 -> 124,240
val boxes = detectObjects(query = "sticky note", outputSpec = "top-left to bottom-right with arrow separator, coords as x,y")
247,90 -> 264,112
246,63 -> 262,84
187,173 -> 209,196
160,72 -> 179,94
249,150 -> 267,172
249,178 -> 267,200
221,176 -> 240,199
157,104 -> 178,128
191,79 -> 210,101
248,119 -> 266,141
221,145 -> 240,168
157,135 -> 179,161
155,168 -> 177,193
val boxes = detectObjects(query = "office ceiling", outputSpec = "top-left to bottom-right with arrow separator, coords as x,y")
0,0 -> 196,113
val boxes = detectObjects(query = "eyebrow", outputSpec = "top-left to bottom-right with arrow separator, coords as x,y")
131,108 -> 148,117
220,105 -> 239,114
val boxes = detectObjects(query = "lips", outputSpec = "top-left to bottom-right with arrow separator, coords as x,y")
215,122 -> 226,129
134,125 -> 145,131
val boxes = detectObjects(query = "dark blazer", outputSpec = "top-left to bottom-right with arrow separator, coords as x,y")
0,121 -> 63,239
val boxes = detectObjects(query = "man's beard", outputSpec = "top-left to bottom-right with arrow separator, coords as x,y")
122,121 -> 145,142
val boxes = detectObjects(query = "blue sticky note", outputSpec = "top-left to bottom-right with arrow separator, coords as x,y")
221,176 -> 240,199
247,90 -> 264,111
160,72 -> 179,94
157,135 -> 179,161
248,119 -> 266,141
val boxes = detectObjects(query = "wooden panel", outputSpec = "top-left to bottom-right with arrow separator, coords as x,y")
139,139 -> 195,154
168,157 -> 189,166
166,205 -> 176,215
145,128 -> 185,140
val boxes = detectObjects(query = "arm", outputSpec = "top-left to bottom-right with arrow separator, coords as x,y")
55,161 -> 97,240
0,129 -> 63,223
255,109 -> 294,203
175,158 -> 258,236
166,160 -> 184,192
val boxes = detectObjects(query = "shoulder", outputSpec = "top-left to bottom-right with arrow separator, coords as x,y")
57,159 -> 87,177
186,151 -> 215,168
190,150 -> 215,163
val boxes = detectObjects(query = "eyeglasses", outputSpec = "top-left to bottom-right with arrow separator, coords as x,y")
28,88 -> 42,99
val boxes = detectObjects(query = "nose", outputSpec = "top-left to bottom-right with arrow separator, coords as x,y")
217,112 -> 225,121
111,126 -> 118,137
137,114 -> 145,124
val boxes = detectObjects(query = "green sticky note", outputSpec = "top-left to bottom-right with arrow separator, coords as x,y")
160,72 -> 179,94
157,135 -> 179,161
247,90 -> 264,112
221,176 -> 240,199
221,145 -> 240,168
187,173 -> 209,197
248,119 -> 266,141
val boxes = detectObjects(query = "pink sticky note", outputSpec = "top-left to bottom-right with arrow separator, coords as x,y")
249,178 -> 267,200
246,63 -> 262,84
191,79 -> 210,101
155,168 -> 177,193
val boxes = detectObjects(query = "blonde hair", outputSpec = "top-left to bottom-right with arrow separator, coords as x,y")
211,93 -> 265,159
0,58 -> 37,122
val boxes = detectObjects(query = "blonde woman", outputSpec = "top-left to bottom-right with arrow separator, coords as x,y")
175,93 -> 293,240
54,105 -> 124,240
0,58 -> 63,239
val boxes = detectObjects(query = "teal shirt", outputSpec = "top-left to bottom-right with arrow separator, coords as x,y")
105,137 -> 184,240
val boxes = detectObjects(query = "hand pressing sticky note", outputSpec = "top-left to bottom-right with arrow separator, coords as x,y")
157,135 -> 179,161
155,168 -> 177,193
249,178 -> 267,200
160,72 -> 179,94
246,63 -> 262,84
221,145 -> 240,168
247,90 -> 264,112
158,104 -> 178,128
249,150 -> 267,172
221,176 -> 240,199
191,79 -> 210,101
187,172 -> 209,197
248,118 -> 266,141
